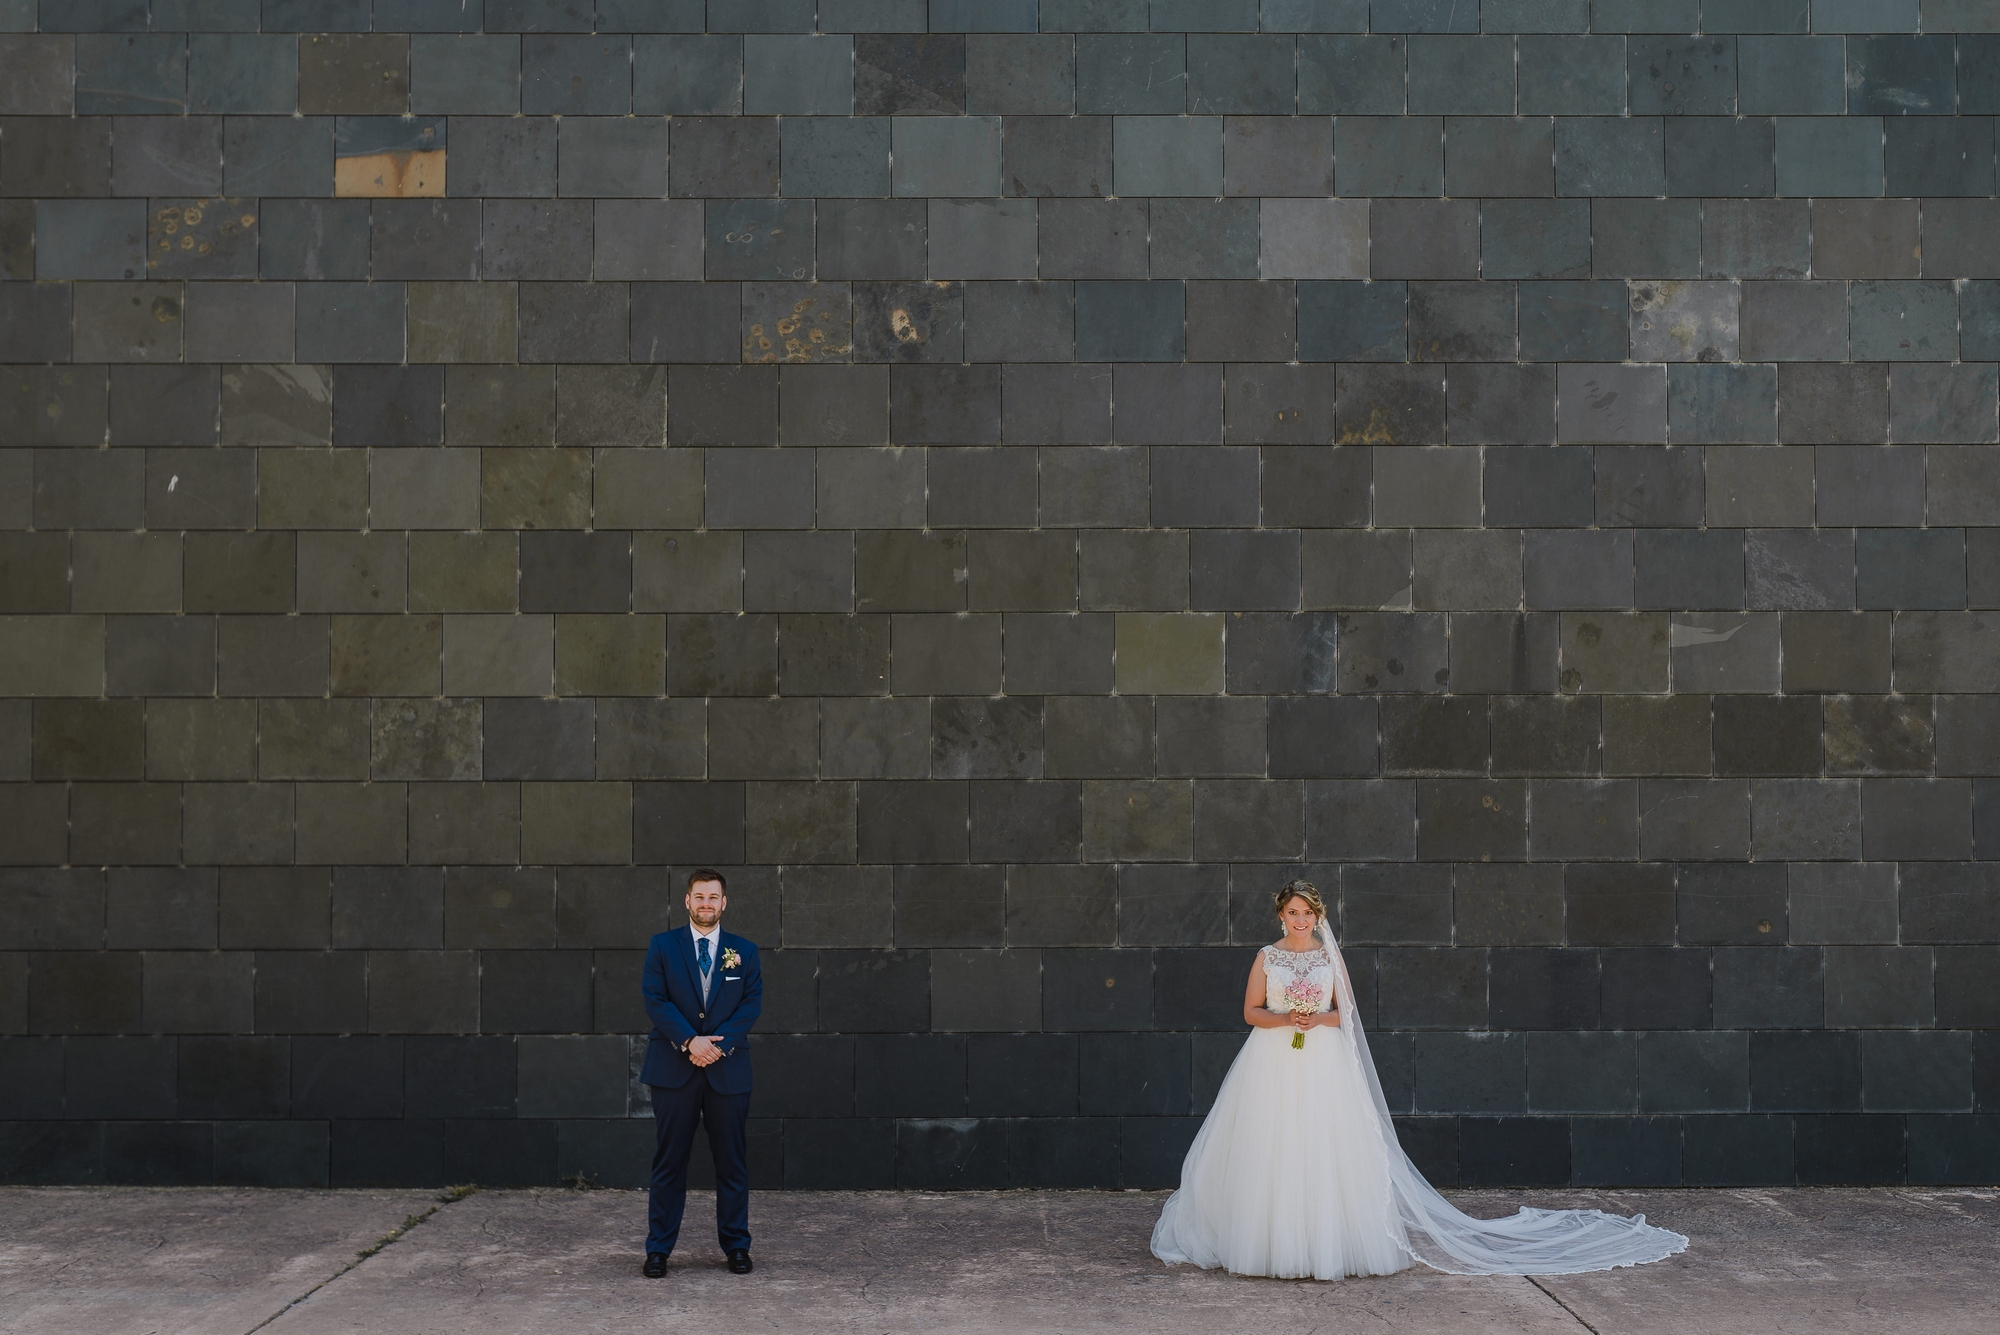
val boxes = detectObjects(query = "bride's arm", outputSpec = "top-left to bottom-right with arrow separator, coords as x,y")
1242,950 -> 1298,1029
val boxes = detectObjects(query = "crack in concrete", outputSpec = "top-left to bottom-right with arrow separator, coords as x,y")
241,1186 -> 479,1335
1527,1274 -> 1603,1334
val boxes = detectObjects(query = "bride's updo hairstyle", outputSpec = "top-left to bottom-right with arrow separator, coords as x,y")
1274,879 -> 1326,928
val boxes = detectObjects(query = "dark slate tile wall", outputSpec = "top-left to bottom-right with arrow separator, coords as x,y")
3,0 -> 1999,1192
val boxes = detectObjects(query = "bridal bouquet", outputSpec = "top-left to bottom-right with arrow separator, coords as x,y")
1281,978 -> 1322,1049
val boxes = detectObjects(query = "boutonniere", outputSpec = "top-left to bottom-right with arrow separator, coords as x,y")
721,947 -> 741,971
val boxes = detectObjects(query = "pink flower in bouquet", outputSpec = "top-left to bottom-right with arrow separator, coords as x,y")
1281,978 -> 1321,1048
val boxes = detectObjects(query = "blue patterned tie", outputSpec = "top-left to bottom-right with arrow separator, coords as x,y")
697,936 -> 711,981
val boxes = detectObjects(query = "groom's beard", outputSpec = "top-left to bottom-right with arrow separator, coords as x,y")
690,909 -> 722,929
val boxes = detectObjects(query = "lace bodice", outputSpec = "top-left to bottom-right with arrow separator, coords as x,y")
1262,945 -> 1335,1013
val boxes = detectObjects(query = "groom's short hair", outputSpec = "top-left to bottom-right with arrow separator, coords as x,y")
686,868 -> 727,894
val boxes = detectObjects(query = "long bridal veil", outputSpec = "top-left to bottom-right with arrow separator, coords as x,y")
1325,933 -> 1689,1275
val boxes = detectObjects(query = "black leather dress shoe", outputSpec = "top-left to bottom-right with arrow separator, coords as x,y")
642,1252 -> 667,1278
727,1249 -> 754,1274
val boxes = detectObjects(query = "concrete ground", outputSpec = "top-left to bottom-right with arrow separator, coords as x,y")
1,1187 -> 1995,1335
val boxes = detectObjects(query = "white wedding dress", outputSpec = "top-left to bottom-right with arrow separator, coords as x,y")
1151,939 -> 1689,1280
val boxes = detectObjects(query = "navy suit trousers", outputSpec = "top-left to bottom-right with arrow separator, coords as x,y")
647,1073 -> 751,1256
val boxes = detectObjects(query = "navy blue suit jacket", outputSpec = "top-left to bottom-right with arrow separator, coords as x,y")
641,927 -> 761,1095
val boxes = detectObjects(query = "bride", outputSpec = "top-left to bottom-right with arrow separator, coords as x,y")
1151,880 -> 1688,1280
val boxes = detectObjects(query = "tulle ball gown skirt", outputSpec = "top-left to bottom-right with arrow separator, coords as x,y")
1151,1022 -> 1412,1281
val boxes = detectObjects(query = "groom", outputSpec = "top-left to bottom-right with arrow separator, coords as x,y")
640,869 -> 762,1278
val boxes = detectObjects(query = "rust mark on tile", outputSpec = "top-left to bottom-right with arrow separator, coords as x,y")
335,149 -> 446,198
1335,406 -> 1397,445
742,295 -> 852,364
152,202 -> 255,265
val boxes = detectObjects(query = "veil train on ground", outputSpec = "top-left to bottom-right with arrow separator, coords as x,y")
1324,937 -> 1688,1275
